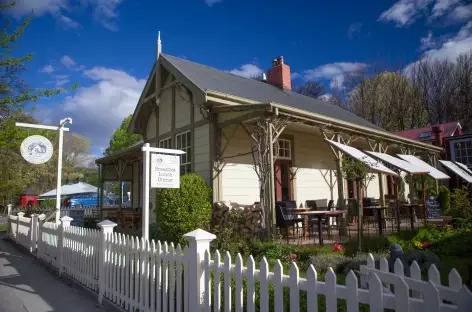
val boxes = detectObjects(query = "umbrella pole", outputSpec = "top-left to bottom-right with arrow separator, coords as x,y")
421,175 -> 427,226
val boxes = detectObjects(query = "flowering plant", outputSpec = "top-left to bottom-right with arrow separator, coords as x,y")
332,243 -> 343,252
291,254 -> 297,262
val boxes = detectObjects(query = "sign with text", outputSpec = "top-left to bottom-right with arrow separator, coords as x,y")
151,153 -> 180,188
426,196 -> 441,219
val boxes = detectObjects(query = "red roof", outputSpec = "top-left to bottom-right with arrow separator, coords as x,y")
394,122 -> 461,141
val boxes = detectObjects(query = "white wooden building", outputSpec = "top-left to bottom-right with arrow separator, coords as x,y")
95,37 -> 443,223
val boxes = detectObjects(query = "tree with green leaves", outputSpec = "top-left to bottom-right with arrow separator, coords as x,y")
104,114 -> 142,156
0,2 -> 78,204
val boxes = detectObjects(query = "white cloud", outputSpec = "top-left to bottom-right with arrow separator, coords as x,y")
204,0 -> 221,7
348,23 -> 363,40
228,64 -> 263,78
4,0 -> 122,30
54,74 -> 70,87
422,21 -> 472,61
431,0 -> 460,17
303,62 -> 368,89
450,3 -> 472,21
60,55 -> 76,68
420,31 -> 436,50
40,64 -> 55,73
378,0 -> 432,26
36,67 -> 146,151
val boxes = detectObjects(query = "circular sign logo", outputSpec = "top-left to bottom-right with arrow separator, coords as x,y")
20,135 -> 54,164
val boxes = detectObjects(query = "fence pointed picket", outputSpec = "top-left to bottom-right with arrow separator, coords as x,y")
150,240 -> 156,312
125,235 -> 132,311
368,273 -> 383,311
456,285 -> 472,310
156,241 -> 162,312
273,260 -> 284,312
134,237 -> 140,311
394,273 -> 409,311
367,253 -> 375,268
176,244 -> 183,312
140,237 -> 147,312
346,271 -> 359,312
448,268 -> 462,290
428,264 -> 441,286
289,262 -> 300,312
114,232 -> 119,303
379,257 -> 389,272
394,258 -> 404,276
119,234 -> 125,307
410,260 -> 422,299
246,255 -> 255,312
223,251 -> 232,312
162,242 -> 168,312
325,267 -> 337,312
234,253 -> 243,312
169,242 -> 175,312
306,265 -> 318,312
259,257 -> 269,312
203,249 -> 212,312
423,281 -> 441,312
214,250 -> 222,312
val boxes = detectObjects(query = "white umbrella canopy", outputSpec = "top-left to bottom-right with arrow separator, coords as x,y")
38,182 -> 98,198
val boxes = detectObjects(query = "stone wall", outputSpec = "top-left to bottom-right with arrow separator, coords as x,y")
212,201 -> 263,236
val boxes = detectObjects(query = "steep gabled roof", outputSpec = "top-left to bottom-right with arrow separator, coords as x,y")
394,121 -> 461,141
161,54 -> 383,131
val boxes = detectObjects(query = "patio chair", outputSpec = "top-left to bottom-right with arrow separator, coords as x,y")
275,203 -> 298,243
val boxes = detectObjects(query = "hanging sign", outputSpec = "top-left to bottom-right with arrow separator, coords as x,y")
151,153 -> 180,188
20,135 -> 54,165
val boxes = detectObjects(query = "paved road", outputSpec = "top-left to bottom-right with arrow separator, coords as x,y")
0,233 -> 110,312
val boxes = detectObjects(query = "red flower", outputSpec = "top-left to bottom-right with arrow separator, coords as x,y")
291,254 -> 297,262
423,242 -> 431,248
332,243 -> 343,252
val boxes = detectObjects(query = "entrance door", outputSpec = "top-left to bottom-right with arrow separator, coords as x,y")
274,159 -> 294,201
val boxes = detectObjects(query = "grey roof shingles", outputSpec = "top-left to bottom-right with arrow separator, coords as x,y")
161,53 -> 383,131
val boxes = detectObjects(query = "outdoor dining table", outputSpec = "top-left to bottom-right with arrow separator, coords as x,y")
363,206 -> 389,235
289,209 -> 347,246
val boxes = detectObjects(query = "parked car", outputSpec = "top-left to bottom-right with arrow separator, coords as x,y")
63,193 -> 114,208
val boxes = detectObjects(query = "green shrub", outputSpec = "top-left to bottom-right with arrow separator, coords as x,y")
451,185 -> 472,219
438,186 -> 451,215
403,250 -> 441,275
155,173 -> 212,245
308,252 -> 387,275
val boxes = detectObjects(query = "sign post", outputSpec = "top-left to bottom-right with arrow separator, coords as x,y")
141,143 -> 185,240
16,118 -> 72,223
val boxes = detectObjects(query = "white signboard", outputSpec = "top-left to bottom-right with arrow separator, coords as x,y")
151,153 -> 180,188
20,135 -> 54,164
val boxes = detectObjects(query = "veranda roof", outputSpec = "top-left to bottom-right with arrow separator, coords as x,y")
364,152 -> 429,175
454,161 -> 472,176
325,140 -> 398,176
397,154 -> 450,180
439,160 -> 472,183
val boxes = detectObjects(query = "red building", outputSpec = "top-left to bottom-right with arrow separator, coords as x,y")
18,186 -> 38,208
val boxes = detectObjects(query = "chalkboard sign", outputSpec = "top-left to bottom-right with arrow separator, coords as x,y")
68,209 -> 85,227
426,196 -> 441,219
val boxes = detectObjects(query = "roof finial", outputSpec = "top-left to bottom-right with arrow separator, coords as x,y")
157,31 -> 162,59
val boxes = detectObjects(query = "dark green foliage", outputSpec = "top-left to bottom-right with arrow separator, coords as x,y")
403,250 -> 441,275
438,186 -> 451,215
155,173 -> 212,245
451,186 -> 472,220
103,114 -> 142,156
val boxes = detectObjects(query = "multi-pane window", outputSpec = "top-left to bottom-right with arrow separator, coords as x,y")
453,139 -> 472,167
275,139 -> 291,159
176,131 -> 192,175
158,137 -> 171,149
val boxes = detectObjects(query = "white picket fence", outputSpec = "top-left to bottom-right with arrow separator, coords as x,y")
6,212 -> 472,311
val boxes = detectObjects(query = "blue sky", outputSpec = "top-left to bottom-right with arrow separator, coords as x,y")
3,0 -> 472,161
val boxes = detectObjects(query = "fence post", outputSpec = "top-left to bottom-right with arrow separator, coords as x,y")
36,214 -> 46,259
17,212 -> 24,244
30,214 -> 38,253
183,229 -> 216,310
7,204 -> 12,216
59,216 -> 73,276
97,220 -> 117,304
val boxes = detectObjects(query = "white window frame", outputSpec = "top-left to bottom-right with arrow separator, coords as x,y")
450,138 -> 472,168
275,139 -> 292,160
158,137 -> 171,149
176,131 -> 192,174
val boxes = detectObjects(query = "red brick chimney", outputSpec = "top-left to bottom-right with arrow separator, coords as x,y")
267,56 -> 291,91
432,125 -> 444,147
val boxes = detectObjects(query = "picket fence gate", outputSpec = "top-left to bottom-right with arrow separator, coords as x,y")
6,212 -> 472,312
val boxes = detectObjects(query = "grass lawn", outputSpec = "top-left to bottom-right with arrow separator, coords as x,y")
0,223 -> 8,232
